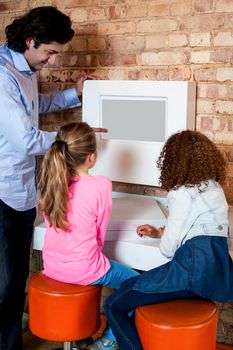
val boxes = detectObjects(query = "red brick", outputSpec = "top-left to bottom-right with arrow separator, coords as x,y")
169,66 -> 191,80
193,0 -> 214,13
75,24 -> 98,36
200,116 -> 214,130
111,54 -> 137,66
109,5 -> 126,20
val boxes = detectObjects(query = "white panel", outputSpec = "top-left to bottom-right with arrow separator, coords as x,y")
33,220 -> 170,270
83,80 -> 196,186
106,194 -> 166,231
94,136 -> 163,186
32,194 -> 233,270
32,193 -> 169,270
102,241 -> 169,270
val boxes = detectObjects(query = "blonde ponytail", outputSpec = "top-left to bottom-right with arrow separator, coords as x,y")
39,122 -> 96,231
39,141 -> 70,230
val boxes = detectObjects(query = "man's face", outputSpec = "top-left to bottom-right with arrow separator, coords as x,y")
23,38 -> 66,70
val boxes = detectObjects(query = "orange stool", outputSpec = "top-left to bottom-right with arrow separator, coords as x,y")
28,272 -> 102,350
135,299 -> 218,350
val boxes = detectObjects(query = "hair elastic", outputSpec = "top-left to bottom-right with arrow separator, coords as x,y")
52,139 -> 68,151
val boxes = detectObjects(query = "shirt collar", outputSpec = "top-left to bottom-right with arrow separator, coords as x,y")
10,47 -> 35,76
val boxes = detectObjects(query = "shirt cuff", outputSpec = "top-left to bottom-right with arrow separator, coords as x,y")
63,88 -> 81,108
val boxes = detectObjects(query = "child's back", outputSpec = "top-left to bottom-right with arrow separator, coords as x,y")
43,175 -> 112,285
39,122 -> 139,350
160,179 -> 228,258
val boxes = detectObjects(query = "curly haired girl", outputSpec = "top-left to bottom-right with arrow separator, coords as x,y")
104,130 -> 233,350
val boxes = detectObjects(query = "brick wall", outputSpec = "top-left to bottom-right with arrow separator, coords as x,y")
1,0 -> 233,344
1,0 -> 231,202
1,0 -> 232,201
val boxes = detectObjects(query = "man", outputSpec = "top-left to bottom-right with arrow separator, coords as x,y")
0,6 -> 94,350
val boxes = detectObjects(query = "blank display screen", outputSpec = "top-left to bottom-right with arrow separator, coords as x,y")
101,98 -> 166,142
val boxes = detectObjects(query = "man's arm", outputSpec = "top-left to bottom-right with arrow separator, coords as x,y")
38,88 -> 81,114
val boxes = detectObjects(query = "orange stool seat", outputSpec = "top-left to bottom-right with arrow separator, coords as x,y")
135,299 -> 218,350
28,272 -> 101,348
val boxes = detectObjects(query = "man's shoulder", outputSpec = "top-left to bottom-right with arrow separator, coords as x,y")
0,43 -> 9,57
0,44 -> 12,69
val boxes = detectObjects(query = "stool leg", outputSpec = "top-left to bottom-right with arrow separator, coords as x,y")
63,342 -> 72,350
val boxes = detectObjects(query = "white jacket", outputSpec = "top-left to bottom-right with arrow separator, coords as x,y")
160,180 -> 228,258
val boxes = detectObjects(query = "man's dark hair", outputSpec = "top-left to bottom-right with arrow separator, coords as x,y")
5,6 -> 74,52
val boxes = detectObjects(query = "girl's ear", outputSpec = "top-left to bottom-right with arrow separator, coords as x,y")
89,152 -> 96,167
90,152 -> 96,162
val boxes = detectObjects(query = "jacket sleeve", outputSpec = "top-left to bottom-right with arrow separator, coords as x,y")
160,188 -> 197,259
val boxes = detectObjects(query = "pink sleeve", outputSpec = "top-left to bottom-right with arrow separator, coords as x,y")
96,179 -> 112,249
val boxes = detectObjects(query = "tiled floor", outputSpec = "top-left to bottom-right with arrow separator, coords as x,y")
23,313 -> 233,350
23,330 -> 98,349
23,314 -> 105,350
23,331 -> 60,350
23,331 -> 233,350
217,346 -> 233,350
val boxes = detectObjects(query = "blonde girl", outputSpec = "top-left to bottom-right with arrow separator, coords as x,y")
39,122 -> 139,350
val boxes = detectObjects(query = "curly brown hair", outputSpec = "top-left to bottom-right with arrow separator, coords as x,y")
157,130 -> 226,191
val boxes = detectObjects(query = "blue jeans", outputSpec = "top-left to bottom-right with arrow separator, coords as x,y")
91,259 -> 139,341
104,275 -> 201,350
0,200 -> 36,350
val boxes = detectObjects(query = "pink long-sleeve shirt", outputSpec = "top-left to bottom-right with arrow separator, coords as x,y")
42,175 -> 112,285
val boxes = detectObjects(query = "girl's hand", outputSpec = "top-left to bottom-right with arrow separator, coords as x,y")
137,224 -> 164,238
157,226 -> 165,238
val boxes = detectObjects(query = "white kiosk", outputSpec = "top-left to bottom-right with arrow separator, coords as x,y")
33,80 -> 197,270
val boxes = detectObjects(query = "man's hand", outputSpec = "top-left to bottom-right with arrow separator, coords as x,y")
76,72 -> 100,96
76,73 -> 106,133
92,127 -> 108,133
137,224 -> 165,238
